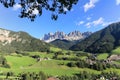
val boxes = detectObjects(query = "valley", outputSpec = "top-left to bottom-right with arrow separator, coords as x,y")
0,46 -> 120,80
0,0 -> 119,79
0,22 -> 120,80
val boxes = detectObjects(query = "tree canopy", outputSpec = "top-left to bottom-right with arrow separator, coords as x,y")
0,0 -> 78,21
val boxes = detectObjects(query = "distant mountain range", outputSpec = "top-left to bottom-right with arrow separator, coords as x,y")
2,21 -> 120,54
0,28 -> 50,53
42,31 -> 92,43
70,22 -> 120,53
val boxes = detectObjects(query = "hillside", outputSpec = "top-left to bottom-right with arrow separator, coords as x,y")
70,22 -> 120,53
0,28 -> 50,53
50,39 -> 78,50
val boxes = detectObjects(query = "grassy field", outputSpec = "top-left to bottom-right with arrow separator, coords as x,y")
0,55 -> 37,75
50,47 -> 62,52
0,47 -> 120,78
0,51 -> 101,77
97,53 -> 109,60
111,47 -> 120,54
0,55 -> 100,76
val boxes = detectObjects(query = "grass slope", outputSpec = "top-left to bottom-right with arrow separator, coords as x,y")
111,47 -> 120,55
5,55 -> 36,69
1,47 -> 120,77
0,52 -> 100,76
97,53 -> 109,60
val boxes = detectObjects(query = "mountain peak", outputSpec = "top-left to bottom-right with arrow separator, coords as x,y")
42,31 -> 92,43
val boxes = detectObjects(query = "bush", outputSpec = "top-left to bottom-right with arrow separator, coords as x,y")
67,62 -> 76,67
2,64 -> 10,68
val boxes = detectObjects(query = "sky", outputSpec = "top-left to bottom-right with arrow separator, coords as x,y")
0,0 -> 120,39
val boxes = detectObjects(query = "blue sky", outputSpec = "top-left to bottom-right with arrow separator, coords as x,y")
0,0 -> 120,38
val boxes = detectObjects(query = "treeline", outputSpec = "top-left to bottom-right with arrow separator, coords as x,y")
67,60 -> 120,71
3,71 -> 120,80
52,51 -> 89,61
18,72 -> 47,80
58,71 -> 120,80
4,71 -> 47,80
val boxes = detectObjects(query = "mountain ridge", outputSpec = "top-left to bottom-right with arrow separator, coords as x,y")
0,28 -> 50,53
70,22 -> 120,53
42,31 -> 92,43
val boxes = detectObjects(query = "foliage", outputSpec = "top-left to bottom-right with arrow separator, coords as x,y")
1,71 -> 120,80
18,71 -> 47,80
0,56 -> 10,68
58,71 -> 120,80
0,0 -> 78,21
58,75 -> 79,80
28,52 -> 53,58
66,58 -> 120,71
67,62 -> 76,67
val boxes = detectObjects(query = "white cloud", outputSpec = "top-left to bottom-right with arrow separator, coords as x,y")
102,20 -> 119,27
85,17 -> 104,28
64,7 -> 68,12
80,17 -> 120,28
84,17 -> 120,28
32,8 -> 39,15
84,0 -> 99,12
87,17 -> 91,20
85,22 -> 91,28
76,17 -> 120,28
93,17 -> 104,26
64,8 -> 74,12
13,3 -> 21,11
76,21 -> 85,26
116,0 -> 120,5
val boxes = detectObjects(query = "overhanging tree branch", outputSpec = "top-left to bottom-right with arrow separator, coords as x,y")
0,0 -> 78,21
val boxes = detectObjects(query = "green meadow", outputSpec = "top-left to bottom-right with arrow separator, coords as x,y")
0,47 -> 120,78
0,49 -> 100,77
111,47 -> 120,55
97,53 -> 109,60
0,54 -> 99,76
